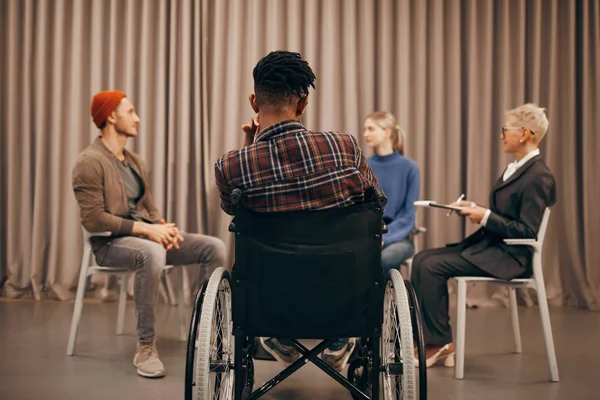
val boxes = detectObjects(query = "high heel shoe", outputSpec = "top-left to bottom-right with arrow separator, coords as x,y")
415,343 -> 455,368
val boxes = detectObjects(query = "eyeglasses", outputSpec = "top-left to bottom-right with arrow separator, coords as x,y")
501,126 -> 535,135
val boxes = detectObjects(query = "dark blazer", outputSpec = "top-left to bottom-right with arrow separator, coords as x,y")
459,155 -> 556,280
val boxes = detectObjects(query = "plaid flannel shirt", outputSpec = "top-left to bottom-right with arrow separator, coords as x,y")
215,120 -> 379,215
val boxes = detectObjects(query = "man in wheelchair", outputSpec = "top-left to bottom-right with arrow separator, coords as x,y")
199,51 -> 426,400
214,50 -> 380,372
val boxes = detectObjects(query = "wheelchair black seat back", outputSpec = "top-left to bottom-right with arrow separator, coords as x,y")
230,199 -> 384,340
185,189 -> 427,400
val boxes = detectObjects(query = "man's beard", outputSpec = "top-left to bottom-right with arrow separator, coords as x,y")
116,126 -> 137,137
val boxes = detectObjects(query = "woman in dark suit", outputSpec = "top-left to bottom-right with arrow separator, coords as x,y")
411,103 -> 556,368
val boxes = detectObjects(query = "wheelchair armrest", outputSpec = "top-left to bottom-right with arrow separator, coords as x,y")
228,218 -> 237,232
503,238 -> 536,247
365,187 -> 388,208
375,187 -> 388,208
230,188 -> 243,207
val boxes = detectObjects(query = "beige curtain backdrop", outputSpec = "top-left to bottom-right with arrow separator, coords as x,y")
1,0 -> 598,310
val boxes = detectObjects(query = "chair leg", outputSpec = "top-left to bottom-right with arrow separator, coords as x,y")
509,288 -> 522,353
535,283 -> 560,382
176,269 -> 187,341
67,247 -> 92,356
455,279 -> 467,379
165,269 -> 177,306
158,277 -> 171,304
405,259 -> 413,280
116,273 -> 128,335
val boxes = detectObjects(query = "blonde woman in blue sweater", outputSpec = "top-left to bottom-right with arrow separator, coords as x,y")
363,111 -> 421,274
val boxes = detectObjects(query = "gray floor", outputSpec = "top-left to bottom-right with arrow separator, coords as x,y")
0,299 -> 598,400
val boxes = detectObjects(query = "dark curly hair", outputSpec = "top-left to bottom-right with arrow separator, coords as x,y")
253,51 -> 316,110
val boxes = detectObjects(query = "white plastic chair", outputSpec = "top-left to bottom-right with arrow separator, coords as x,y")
402,225 -> 427,279
454,208 -> 559,382
66,230 -> 188,356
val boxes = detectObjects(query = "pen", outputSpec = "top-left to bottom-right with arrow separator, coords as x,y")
447,194 -> 465,216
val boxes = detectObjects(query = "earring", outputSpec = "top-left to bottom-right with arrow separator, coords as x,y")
520,139 -> 524,143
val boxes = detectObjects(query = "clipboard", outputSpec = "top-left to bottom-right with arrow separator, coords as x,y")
414,200 -> 468,211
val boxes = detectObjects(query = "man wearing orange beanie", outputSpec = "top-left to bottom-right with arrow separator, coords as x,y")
72,90 -> 228,378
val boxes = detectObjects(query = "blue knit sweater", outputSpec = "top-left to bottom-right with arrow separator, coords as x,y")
366,152 -> 420,247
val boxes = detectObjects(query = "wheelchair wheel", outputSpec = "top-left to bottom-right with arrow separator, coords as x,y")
190,267 -> 234,399
347,356 -> 372,400
381,269 -> 417,400
404,280 -> 427,400
185,280 -> 209,400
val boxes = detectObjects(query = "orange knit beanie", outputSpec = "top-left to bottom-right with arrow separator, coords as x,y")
90,90 -> 126,129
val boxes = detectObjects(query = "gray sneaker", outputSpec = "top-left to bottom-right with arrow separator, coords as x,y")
259,337 -> 302,367
133,340 -> 166,378
321,338 -> 356,372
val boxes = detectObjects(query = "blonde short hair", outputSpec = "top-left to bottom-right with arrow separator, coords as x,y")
505,103 -> 549,143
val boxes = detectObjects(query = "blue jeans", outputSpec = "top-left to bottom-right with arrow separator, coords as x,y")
382,237 -> 414,275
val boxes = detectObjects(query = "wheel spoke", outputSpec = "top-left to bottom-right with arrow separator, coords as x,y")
193,271 -> 234,400
209,282 -> 233,399
382,281 -> 405,399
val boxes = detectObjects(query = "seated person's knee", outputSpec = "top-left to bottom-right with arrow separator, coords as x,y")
133,242 -> 167,270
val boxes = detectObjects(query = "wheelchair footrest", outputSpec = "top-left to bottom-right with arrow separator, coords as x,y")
252,338 -> 277,361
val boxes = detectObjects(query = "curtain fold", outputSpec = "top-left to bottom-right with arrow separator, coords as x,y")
1,0 -> 598,310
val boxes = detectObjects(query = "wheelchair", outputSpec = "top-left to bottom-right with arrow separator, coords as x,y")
185,188 -> 427,399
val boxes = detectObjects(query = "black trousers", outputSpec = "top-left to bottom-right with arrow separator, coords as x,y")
410,246 -> 492,346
